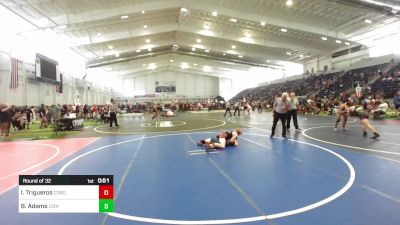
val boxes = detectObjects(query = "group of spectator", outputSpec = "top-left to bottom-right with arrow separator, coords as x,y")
0,104 -> 35,136
230,62 -> 400,119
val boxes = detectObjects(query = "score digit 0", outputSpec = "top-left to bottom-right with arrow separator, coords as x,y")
99,185 -> 113,199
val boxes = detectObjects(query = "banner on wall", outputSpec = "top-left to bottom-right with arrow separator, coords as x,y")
155,81 -> 176,93
56,73 -> 63,93
9,57 -> 19,89
134,94 -> 156,98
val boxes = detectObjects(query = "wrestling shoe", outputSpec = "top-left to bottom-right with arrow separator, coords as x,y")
370,133 -> 380,139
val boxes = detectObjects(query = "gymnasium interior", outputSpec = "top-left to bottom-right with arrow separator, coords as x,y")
0,0 -> 400,225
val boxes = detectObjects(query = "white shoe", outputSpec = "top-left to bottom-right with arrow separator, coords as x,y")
334,128 -> 337,131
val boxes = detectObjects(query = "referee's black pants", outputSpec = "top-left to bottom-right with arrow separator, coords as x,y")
271,112 -> 287,137
286,109 -> 299,129
110,112 -> 118,127
224,107 -> 232,117
233,107 -> 240,116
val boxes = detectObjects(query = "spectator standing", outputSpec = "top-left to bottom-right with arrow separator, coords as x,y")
30,106 -> 36,124
0,103 -> 12,136
394,91 -> 400,117
39,104 -> 47,128
25,106 -> 32,129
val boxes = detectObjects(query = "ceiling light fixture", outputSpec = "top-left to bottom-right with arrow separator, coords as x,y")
266,60 -> 271,63
180,7 -> 188,13
197,39 -> 202,43
223,53 -> 226,56
146,39 -> 150,43
143,24 -> 148,28
281,28 -> 288,32
238,55 -> 243,58
205,49 -> 210,53
121,15 -> 129,19
192,47 -> 196,51
365,19 -> 372,24
148,48 -> 152,51
345,42 -> 350,46
260,21 -> 266,26
286,52 -> 292,55
170,59 -> 174,62
203,24 -> 210,30
181,62 -> 189,69
230,18 -> 238,23
232,45 -> 236,49
142,10 -> 145,14
136,49 -> 141,53
98,56 -> 103,59
97,32 -> 102,36
321,36 -> 327,40
148,63 -> 157,70
203,66 -> 212,72
115,53 -> 120,57
108,45 -> 113,49
212,11 -> 218,16
286,0 -> 293,6
336,40 -> 342,44
194,63 -> 198,66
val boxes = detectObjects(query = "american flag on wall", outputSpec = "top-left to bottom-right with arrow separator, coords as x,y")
9,58 -> 19,89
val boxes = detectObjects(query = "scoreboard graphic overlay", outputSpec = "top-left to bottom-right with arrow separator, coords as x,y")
19,175 -> 113,213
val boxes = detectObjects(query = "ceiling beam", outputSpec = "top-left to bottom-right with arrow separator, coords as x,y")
184,0 -> 347,39
72,23 -> 327,57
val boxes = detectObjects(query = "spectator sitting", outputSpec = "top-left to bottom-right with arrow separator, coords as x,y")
373,100 -> 388,120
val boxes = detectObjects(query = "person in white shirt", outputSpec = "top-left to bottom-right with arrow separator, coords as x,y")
224,101 -> 232,117
271,93 -> 290,138
373,100 -> 388,119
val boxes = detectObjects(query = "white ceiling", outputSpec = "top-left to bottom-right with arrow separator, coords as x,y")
2,0 -> 400,77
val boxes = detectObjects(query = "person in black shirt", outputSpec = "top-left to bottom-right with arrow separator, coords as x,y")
151,104 -> 159,121
25,106 -> 32,129
39,104 -> 47,128
0,103 -> 12,136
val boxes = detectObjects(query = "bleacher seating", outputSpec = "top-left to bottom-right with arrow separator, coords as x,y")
317,64 -> 387,98
231,62 -> 397,103
371,63 -> 400,98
